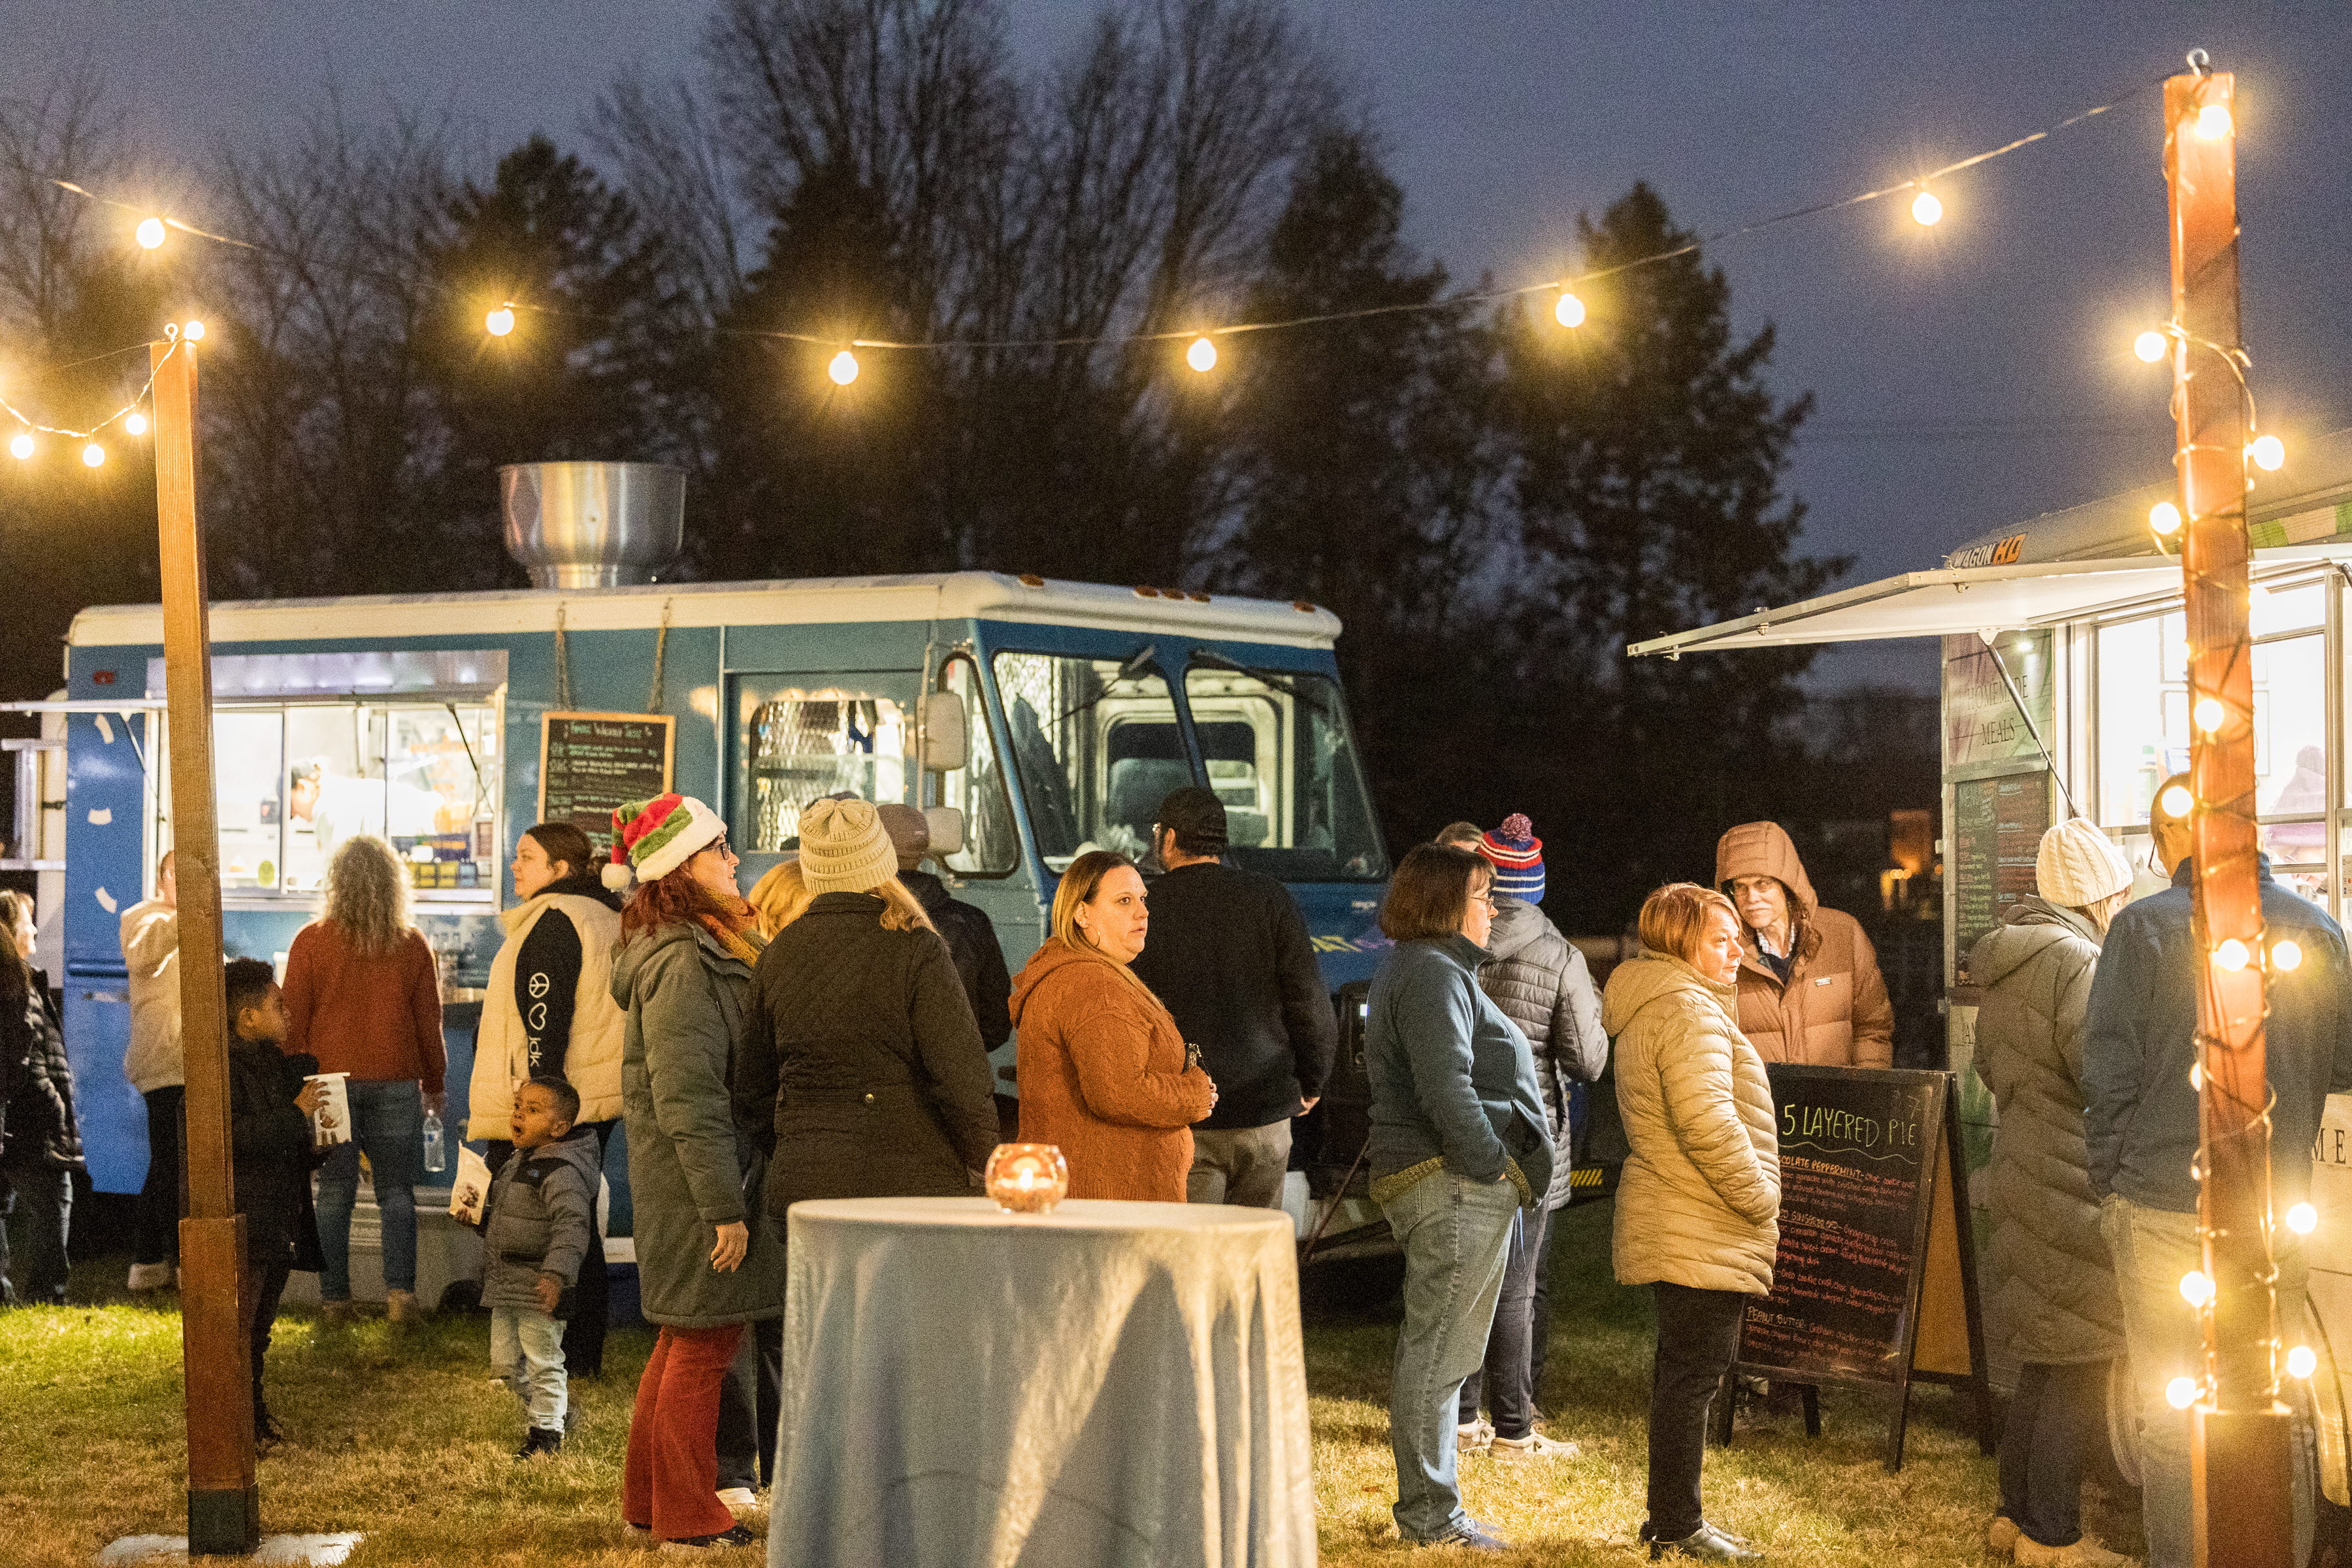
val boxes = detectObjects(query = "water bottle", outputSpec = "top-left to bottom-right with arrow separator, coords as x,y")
421,1108 -> 446,1175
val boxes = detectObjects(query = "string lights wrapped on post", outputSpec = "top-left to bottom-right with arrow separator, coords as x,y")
2159,54 -> 2296,1568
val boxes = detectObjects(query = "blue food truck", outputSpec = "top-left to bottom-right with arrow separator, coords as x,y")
5,463 -> 1397,1296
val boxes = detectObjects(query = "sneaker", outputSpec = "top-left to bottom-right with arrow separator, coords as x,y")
1646,1522 -> 1763,1563
1420,1519 -> 1508,1551
2013,1535 -> 2127,1567
659,1524 -> 759,1552
127,1262 -> 174,1293
715,1487 -> 761,1513
1490,1431 -> 1580,1461
516,1427 -> 564,1460
385,1288 -> 421,1324
1454,1418 -> 1494,1454
1988,1517 -> 2021,1556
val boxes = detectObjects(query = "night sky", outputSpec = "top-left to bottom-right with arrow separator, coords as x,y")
12,2 -> 2352,694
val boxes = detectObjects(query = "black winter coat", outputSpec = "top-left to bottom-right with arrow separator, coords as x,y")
737,892 -> 1001,1211
3,978 -> 82,1171
1129,861 -> 1337,1130
898,870 -> 1013,1052
227,1036 -> 325,1270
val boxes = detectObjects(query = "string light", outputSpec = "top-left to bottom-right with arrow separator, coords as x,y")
2134,329 -> 2169,364
2180,1269 -> 2215,1307
2195,103 -> 2233,140
8,431 -> 31,460
2275,939 -> 2304,972
2212,938 -> 2249,973
484,306 -> 515,338
1185,335 -> 1218,372
2194,696 -> 2227,733
81,441 -> 105,468
2159,781 -> 2193,817
2287,1202 -> 2318,1236
1910,189 -> 1943,226
2190,1062 -> 2204,1091
2289,1345 -> 2319,1380
827,348 -> 860,386
2249,433 -> 2285,471
1553,291 -> 1587,328
135,217 -> 167,250
182,319 -> 204,342
124,412 -> 148,437
2166,1376 -> 2201,1409
2150,501 -> 2183,536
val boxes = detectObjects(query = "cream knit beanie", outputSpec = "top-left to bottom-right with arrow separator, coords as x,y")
798,798 -> 898,894
2036,818 -> 2133,909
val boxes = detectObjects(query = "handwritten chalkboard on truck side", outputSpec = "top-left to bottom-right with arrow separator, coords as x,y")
1713,1065 -> 1993,1471
538,712 -> 676,845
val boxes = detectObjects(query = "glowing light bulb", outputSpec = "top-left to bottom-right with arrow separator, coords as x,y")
2194,696 -> 2227,734
8,431 -> 31,461
2150,501 -> 2183,536
1910,189 -> 1943,227
2159,783 -> 2194,817
2213,938 -> 2249,973
2249,434 -> 2285,471
1186,335 -> 1218,372
2166,1376 -> 2200,1409
485,306 -> 515,338
828,348 -> 860,386
2134,329 -> 2168,364
82,441 -> 105,468
135,217 -> 167,250
124,412 -> 148,437
2196,103 -> 2232,140
182,319 -> 204,342
2190,1062 -> 2204,1091
2288,1202 -> 2319,1236
2180,1270 -> 2215,1307
2276,939 -> 2304,973
2289,1344 -> 2319,1380
1554,291 -> 1586,328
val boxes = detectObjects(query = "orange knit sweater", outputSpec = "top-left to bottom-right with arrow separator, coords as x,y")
282,921 -> 447,1092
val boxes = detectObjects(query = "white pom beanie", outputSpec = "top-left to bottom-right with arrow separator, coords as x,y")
2036,818 -> 2133,909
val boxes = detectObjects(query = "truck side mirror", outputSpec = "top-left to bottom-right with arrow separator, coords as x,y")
924,806 -> 964,857
921,692 -> 968,772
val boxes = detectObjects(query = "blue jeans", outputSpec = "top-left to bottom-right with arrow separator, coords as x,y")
1380,1169 -> 1522,1542
314,1079 -> 423,1299
2100,1195 -> 2313,1568
0,1161 -> 73,1305
491,1305 -> 568,1431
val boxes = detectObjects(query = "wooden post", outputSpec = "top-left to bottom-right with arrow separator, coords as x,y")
152,333 -> 259,1555
2164,64 -> 2296,1568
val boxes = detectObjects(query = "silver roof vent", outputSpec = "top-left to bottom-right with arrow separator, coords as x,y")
500,461 -> 685,589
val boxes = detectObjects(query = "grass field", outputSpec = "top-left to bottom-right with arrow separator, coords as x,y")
0,1203 -> 2142,1567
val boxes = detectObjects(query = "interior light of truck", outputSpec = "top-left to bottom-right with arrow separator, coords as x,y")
7,431 -> 30,460
2195,103 -> 2232,140
1909,189 -> 1942,227
2287,1202 -> 2318,1236
2134,330 -> 2168,364
1186,335 -> 1218,372
2149,501 -> 2183,534
2193,696 -> 2226,734
2248,434 -> 2285,471
2211,938 -> 2249,972
2288,1345 -> 2318,1380
2274,939 -> 2303,972
136,216 -> 167,249
828,348 -> 860,385
2164,1376 -> 2200,1409
2179,1270 -> 2215,1308
1554,291 -> 1587,327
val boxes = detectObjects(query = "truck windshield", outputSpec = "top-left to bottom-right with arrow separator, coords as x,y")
1183,661 -> 1386,882
993,649 -> 1180,870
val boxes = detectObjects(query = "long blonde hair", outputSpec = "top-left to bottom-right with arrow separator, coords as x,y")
1049,850 -> 1160,1001
323,834 -> 411,956
751,859 -> 934,938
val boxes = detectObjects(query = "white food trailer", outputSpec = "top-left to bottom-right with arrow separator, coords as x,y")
1632,427 -> 2352,1497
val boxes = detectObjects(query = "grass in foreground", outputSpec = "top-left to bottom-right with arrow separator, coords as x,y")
0,1204 -> 2139,1567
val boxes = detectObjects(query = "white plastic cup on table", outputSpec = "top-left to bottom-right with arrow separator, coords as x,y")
306,1071 -> 352,1149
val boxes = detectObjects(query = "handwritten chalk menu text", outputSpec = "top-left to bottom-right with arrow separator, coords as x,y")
538,712 -> 676,843
1951,771 -> 2050,983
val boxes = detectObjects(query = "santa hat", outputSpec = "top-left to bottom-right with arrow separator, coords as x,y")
604,793 -> 725,891
1478,813 -> 1545,904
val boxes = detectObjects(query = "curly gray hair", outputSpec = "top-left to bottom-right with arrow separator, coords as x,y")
323,834 -> 411,955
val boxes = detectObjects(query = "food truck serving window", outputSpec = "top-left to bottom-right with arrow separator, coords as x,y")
181,700 -> 502,899
993,650 -> 1177,871
1183,661 -> 1388,882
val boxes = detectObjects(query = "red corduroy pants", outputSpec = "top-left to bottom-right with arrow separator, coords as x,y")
624,1322 -> 748,1542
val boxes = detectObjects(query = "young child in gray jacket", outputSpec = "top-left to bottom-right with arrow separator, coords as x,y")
479,1075 -> 598,1458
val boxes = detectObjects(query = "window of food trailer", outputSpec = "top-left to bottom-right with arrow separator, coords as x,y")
1183,662 -> 1388,881
935,655 -> 1018,876
2093,576 -> 2333,909
742,692 -> 909,852
992,650 -> 1178,870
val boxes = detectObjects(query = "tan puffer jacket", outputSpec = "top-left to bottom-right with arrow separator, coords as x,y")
1604,951 -> 1780,1296
1714,821 -> 1894,1068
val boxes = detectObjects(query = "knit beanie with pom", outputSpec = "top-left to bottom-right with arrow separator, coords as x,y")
604,794 -> 727,891
1478,813 -> 1545,904
799,798 -> 899,894
2035,817 -> 2133,909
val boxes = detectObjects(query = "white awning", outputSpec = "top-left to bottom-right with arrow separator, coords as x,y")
1627,541 -> 2352,658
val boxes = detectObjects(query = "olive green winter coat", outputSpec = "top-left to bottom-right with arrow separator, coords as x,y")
612,920 -> 785,1330
1969,898 -> 2123,1371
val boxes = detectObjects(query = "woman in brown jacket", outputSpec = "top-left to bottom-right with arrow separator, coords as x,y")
1713,821 -> 1893,1068
1009,851 -> 1216,1200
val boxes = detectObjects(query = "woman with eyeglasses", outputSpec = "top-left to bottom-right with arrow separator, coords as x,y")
607,794 -> 780,1552
1362,843 -> 1550,1552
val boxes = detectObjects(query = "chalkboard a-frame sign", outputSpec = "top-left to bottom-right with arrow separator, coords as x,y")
538,712 -> 678,845
1712,1066 -> 1995,1472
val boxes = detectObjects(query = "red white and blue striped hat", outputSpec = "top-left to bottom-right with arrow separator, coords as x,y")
1478,814 -> 1544,904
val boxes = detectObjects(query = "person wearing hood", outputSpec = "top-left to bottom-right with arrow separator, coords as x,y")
1009,850 -> 1217,1201
1714,821 -> 1893,1069
608,794 -> 780,1553
476,1075 -> 600,1460
875,804 -> 1013,1053
1432,817 -> 1604,1461
470,820 -> 626,1377
1364,843 -> 1550,1553
1969,820 -> 2135,1567
1605,882 -> 1777,1564
120,850 -> 184,1294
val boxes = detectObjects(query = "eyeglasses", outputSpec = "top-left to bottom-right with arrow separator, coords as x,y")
1471,893 -> 1497,909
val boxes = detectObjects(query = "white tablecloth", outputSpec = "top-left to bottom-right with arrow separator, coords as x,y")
771,1197 -> 1316,1568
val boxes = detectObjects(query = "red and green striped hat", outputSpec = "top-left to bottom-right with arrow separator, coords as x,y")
603,792 -> 725,891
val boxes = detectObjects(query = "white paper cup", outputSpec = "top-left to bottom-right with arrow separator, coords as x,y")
306,1071 -> 351,1147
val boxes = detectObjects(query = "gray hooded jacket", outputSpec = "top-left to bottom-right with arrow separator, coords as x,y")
1968,897 -> 2123,1370
478,1123 -> 600,1315
1478,894 -> 1608,1209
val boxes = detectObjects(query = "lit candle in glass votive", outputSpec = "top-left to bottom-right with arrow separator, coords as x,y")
984,1143 -> 1070,1214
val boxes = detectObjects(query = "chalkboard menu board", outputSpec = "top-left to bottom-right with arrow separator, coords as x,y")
538,711 -> 676,843
1721,1065 -> 1991,1471
1951,771 -> 2050,983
